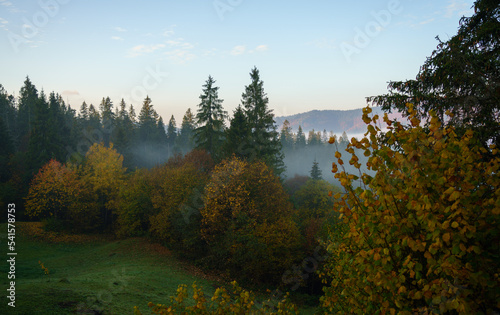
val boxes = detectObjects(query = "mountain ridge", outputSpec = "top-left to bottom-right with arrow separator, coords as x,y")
274,107 -> 404,136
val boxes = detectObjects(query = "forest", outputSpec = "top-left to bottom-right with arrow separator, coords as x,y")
1,0 -> 499,313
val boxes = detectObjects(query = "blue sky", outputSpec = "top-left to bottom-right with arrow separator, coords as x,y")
0,0 -> 474,123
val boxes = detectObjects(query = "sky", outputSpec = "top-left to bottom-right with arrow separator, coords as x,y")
0,0 -> 475,124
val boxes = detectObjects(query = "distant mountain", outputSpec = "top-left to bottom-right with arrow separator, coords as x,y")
274,107 -> 404,136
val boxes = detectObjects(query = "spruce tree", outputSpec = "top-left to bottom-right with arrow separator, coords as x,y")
193,75 -> 227,159
280,119 -> 294,151
166,115 -> 177,152
176,108 -> 196,154
310,158 -> 322,180
223,105 -> 250,158
295,125 -> 306,149
17,76 -> 38,147
240,67 -> 284,175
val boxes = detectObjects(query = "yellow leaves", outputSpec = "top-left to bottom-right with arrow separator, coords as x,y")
442,233 -> 451,243
410,116 -> 420,127
321,103 -> 500,313
449,191 -> 461,201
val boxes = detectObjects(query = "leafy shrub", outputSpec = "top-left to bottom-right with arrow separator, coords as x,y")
320,105 -> 500,314
133,281 -> 298,315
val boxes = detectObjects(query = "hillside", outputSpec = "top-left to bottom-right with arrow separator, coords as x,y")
274,106 -> 404,136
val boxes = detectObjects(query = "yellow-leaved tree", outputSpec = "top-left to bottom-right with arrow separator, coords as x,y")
201,156 -> 302,285
79,143 -> 126,230
320,105 -> 499,314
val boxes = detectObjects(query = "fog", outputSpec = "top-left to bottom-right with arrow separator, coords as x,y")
282,141 -> 372,187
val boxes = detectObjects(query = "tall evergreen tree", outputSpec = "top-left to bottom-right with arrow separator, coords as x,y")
223,105 -> 250,158
367,0 -> 500,149
295,125 -> 306,150
27,91 -> 56,174
0,84 -> 17,148
240,67 -> 284,175
310,158 -> 322,180
280,119 -> 294,151
176,108 -> 196,154
17,76 -> 38,149
112,99 -> 132,159
99,97 -> 114,145
193,75 -> 227,159
47,91 -> 68,161
166,115 -> 177,152
137,96 -> 157,142
136,96 -> 161,167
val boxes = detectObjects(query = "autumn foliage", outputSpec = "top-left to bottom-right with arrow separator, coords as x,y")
133,281 -> 298,315
25,159 -> 80,221
25,143 -> 126,232
320,105 -> 500,314
201,156 -> 302,284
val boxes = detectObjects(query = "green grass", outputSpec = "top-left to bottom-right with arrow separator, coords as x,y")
0,223 -> 319,314
0,222 -> 218,314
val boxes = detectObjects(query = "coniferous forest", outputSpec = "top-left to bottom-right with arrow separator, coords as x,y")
1,1 -> 499,313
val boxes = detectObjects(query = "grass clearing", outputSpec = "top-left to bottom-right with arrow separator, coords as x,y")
0,222 -> 219,314
0,222 -> 318,314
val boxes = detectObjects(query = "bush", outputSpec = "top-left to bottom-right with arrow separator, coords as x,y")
133,281 -> 298,315
320,106 -> 500,314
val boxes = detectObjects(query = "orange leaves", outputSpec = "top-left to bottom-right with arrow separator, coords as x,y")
25,159 -> 81,220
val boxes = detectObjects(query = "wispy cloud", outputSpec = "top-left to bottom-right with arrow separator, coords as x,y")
164,49 -> 196,64
166,39 -> 194,50
164,37 -> 196,63
111,36 -> 124,41
62,90 -> 80,96
0,17 -> 8,30
114,26 -> 127,32
444,0 -> 472,18
231,45 -> 246,56
0,0 -> 20,13
128,44 -> 166,57
419,18 -> 435,25
307,38 -> 336,49
0,0 -> 12,7
255,44 -> 268,52
231,44 -> 269,56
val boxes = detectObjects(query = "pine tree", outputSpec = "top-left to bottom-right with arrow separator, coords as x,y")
27,91 -> 55,174
193,75 -> 227,159
99,97 -> 114,145
17,76 -> 38,148
166,115 -> 177,152
310,158 -> 322,180
136,96 -> 161,167
367,0 -> 500,149
137,96 -> 157,142
224,105 -> 250,158
280,119 -> 294,151
240,67 -> 284,175
0,84 -> 17,149
112,99 -> 132,159
295,125 -> 306,150
176,108 -> 196,154
79,101 -> 89,120
47,91 -> 68,161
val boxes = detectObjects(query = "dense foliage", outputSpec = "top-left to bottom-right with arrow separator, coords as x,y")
320,106 -> 500,314
367,0 -> 500,149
